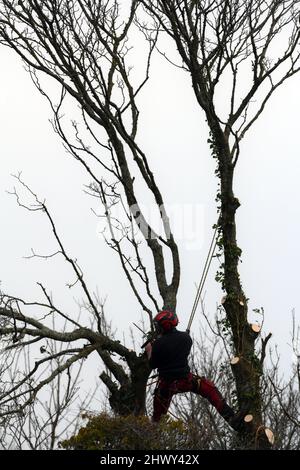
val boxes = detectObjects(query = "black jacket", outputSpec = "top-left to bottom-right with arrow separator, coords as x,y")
149,329 -> 192,380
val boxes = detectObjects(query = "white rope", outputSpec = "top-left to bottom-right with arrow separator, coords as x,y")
186,226 -> 218,332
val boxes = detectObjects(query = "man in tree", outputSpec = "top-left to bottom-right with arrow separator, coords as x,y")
0,0 -> 298,448
145,310 -> 248,429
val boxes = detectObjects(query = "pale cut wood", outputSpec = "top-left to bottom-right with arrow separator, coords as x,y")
251,324 -> 261,333
221,296 -> 227,304
265,428 -> 275,445
244,414 -> 253,423
230,356 -> 240,365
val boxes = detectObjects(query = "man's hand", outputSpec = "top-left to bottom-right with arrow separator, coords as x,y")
145,341 -> 152,359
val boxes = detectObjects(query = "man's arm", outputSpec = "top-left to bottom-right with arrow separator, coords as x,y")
144,339 -> 160,369
145,341 -> 152,360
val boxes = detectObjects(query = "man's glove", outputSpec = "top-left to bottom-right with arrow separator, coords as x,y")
141,330 -> 157,348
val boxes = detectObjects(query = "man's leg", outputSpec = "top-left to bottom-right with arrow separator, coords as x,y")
152,378 -> 174,423
192,375 -> 227,412
191,374 -> 248,430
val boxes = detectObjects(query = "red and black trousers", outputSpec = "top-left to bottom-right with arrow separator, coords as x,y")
152,372 -> 231,422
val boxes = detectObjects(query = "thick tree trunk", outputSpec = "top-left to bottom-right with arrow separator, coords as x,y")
209,123 -> 271,449
99,350 -> 151,417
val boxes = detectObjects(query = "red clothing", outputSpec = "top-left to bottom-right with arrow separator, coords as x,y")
149,328 -> 233,423
153,372 -> 225,422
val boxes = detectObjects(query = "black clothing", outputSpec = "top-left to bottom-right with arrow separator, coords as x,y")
149,328 -> 245,429
149,329 -> 192,380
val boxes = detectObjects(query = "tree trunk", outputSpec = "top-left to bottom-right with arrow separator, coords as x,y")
210,122 -> 271,449
100,351 -> 151,416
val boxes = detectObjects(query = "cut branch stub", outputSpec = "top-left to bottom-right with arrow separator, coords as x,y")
243,417 -> 274,448
251,323 -> 261,334
248,323 -> 261,339
265,428 -> 275,445
255,425 -> 275,448
221,296 -> 245,307
244,414 -> 254,423
230,356 -> 240,365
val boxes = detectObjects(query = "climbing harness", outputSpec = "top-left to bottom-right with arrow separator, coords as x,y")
186,226 -> 218,332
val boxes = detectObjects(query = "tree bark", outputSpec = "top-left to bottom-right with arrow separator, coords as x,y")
208,121 -> 271,448
99,350 -> 151,416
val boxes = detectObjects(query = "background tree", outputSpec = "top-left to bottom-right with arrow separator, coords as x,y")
0,0 -> 181,418
139,0 -> 300,447
0,324 -> 97,449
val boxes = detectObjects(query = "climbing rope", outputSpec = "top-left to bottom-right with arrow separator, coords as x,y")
186,226 -> 218,333
147,226 -> 219,424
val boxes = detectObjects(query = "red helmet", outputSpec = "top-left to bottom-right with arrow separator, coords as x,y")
154,310 -> 178,332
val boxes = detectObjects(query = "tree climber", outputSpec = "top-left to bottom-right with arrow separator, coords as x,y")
144,309 -> 248,429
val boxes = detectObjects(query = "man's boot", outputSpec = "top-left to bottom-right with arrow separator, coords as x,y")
192,375 -> 250,431
220,402 -> 250,431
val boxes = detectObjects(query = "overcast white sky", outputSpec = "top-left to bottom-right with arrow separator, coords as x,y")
1,16 -> 300,381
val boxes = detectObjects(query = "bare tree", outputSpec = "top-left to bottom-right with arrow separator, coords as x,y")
0,325 -> 98,449
0,0 -> 299,449
139,0 -> 300,447
0,0 -> 181,419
